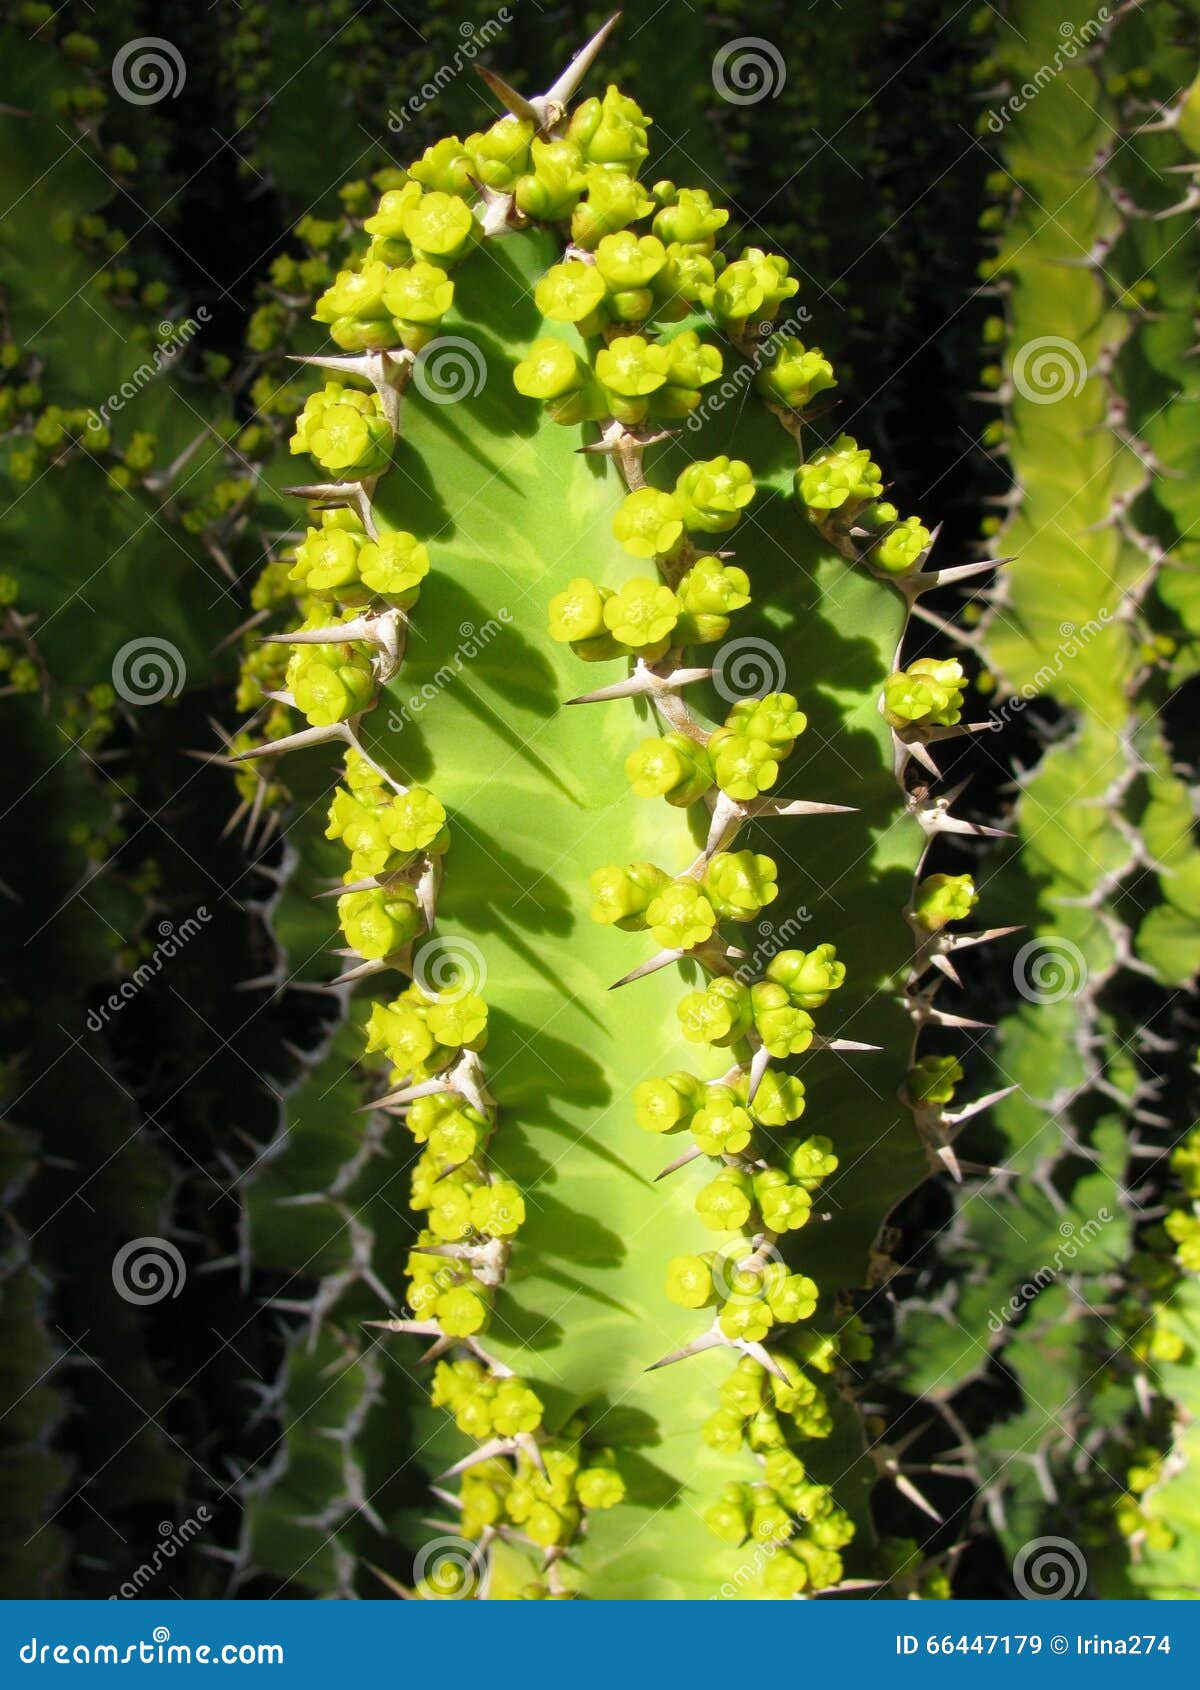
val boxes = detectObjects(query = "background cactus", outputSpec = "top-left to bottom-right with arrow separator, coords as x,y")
883,0 -> 1200,1596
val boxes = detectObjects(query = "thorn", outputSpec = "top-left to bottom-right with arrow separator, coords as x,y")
893,1472 -> 945,1524
929,952 -> 964,989
737,1340 -> 790,1384
331,956 -> 394,987
439,1437 -> 519,1478
645,1331 -> 723,1371
945,925 -> 1023,951
935,1143 -> 964,1183
364,1316 -> 441,1338
366,1564 -> 414,1599
288,350 -> 413,430
901,737 -> 942,778
609,946 -> 685,989
742,797 -> 858,820
229,719 -> 353,762
476,67 -> 541,125
747,1042 -> 771,1103
362,1075 -> 446,1112
478,12 -> 621,134
807,1035 -> 881,1053
655,1145 -> 704,1181
917,1006 -> 993,1031
215,607 -> 270,652
944,1084 -> 1019,1127
917,556 -> 1009,592
566,665 -> 713,705
909,602 -> 979,647
283,479 -> 378,537
576,425 -> 677,455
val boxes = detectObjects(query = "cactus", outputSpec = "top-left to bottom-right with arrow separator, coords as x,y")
0,7 -> 302,1592
223,19 -> 1012,1600
886,0 -> 1200,1591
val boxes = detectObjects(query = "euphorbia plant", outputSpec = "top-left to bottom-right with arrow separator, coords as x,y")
231,16 -> 1001,1599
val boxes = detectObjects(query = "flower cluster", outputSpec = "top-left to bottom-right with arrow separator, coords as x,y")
453,1438 -> 625,1558
700,1353 -> 857,1594
590,848 -> 777,948
289,510 -> 430,606
881,657 -> 966,732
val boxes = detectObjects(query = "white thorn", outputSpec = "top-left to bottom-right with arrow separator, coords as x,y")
566,665 -> 713,705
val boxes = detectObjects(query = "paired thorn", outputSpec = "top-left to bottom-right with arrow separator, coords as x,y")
479,13 -> 621,135
283,478 -> 379,537
288,350 -> 413,430
566,664 -> 712,706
